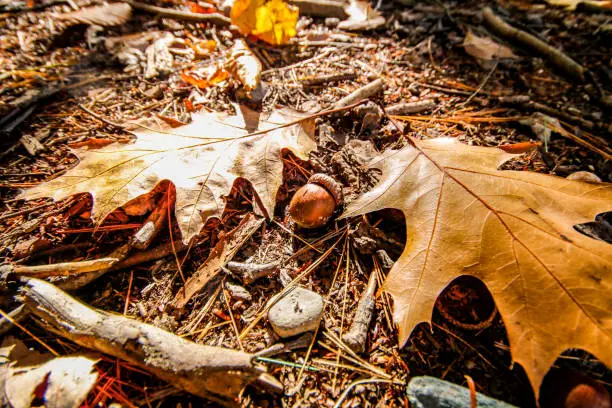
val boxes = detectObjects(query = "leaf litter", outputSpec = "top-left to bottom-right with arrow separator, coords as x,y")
0,0 -> 610,407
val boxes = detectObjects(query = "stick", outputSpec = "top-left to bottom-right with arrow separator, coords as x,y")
170,214 -> 264,311
333,79 -> 384,109
482,7 -> 586,81
341,268 -> 377,353
255,332 -> 314,357
18,277 -> 282,407
385,100 -> 435,115
225,261 -> 281,284
288,0 -> 347,18
127,0 -> 231,26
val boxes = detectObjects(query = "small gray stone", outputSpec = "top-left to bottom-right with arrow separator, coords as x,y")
268,287 -> 323,338
408,376 -> 517,408
225,282 -> 252,301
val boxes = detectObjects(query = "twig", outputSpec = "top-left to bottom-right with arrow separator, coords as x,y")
341,267 -> 377,353
460,59 -> 498,107
76,104 -> 126,130
334,79 -> 384,109
170,214 -> 264,311
385,100 -> 435,115
288,0 -> 347,18
483,7 -> 586,81
126,0 -> 231,26
255,332 -> 313,357
300,73 -> 357,87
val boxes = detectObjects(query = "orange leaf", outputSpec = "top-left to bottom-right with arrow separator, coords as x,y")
498,141 -> 542,154
181,64 -> 229,89
188,1 -> 217,13
68,138 -> 116,149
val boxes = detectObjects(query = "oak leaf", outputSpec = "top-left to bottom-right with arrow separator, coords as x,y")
19,109 -> 316,244
340,138 -> 611,395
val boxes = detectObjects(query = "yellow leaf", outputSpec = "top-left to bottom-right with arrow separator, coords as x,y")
231,0 -> 299,45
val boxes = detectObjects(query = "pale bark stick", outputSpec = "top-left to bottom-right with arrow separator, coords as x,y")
19,277 -> 282,407
342,268 -> 377,353
483,7 -> 585,81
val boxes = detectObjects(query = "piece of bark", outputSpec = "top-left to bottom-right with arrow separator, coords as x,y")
342,268 -> 377,353
18,278 -> 282,407
482,7 -> 585,81
19,135 -> 45,156
288,0 -> 347,18
334,79 -> 384,109
170,214 -> 264,311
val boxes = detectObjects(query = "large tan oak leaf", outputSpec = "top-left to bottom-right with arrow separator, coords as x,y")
340,137 -> 611,395
19,108 -> 316,243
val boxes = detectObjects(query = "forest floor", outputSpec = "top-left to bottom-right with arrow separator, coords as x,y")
0,0 -> 610,407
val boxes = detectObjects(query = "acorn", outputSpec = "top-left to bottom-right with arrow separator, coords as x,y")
540,369 -> 611,408
565,382 -> 611,408
289,174 -> 343,228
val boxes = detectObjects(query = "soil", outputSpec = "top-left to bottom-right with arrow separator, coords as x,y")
0,0 -> 610,407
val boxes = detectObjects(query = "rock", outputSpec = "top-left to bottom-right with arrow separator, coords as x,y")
225,282 -> 252,301
268,287 -> 323,338
407,376 -> 517,408
325,17 -> 340,28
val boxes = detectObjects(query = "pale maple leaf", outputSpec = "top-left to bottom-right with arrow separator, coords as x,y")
462,29 -> 517,61
341,137 -> 611,396
19,108 -> 316,243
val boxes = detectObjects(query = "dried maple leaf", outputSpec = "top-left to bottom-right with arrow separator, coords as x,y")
341,138 -> 611,395
19,109 -> 316,244
230,0 -> 299,45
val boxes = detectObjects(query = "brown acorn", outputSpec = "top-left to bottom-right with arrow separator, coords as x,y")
565,382 -> 611,408
540,369 -> 611,408
289,174 -> 342,228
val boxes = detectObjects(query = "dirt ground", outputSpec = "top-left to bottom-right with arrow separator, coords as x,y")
0,0 -> 610,407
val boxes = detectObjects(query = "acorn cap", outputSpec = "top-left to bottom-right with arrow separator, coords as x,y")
308,173 -> 343,205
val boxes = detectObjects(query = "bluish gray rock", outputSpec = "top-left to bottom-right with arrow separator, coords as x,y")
407,376 -> 517,408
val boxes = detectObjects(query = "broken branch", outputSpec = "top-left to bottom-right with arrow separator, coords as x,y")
19,277 -> 282,407
483,7 -> 586,81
